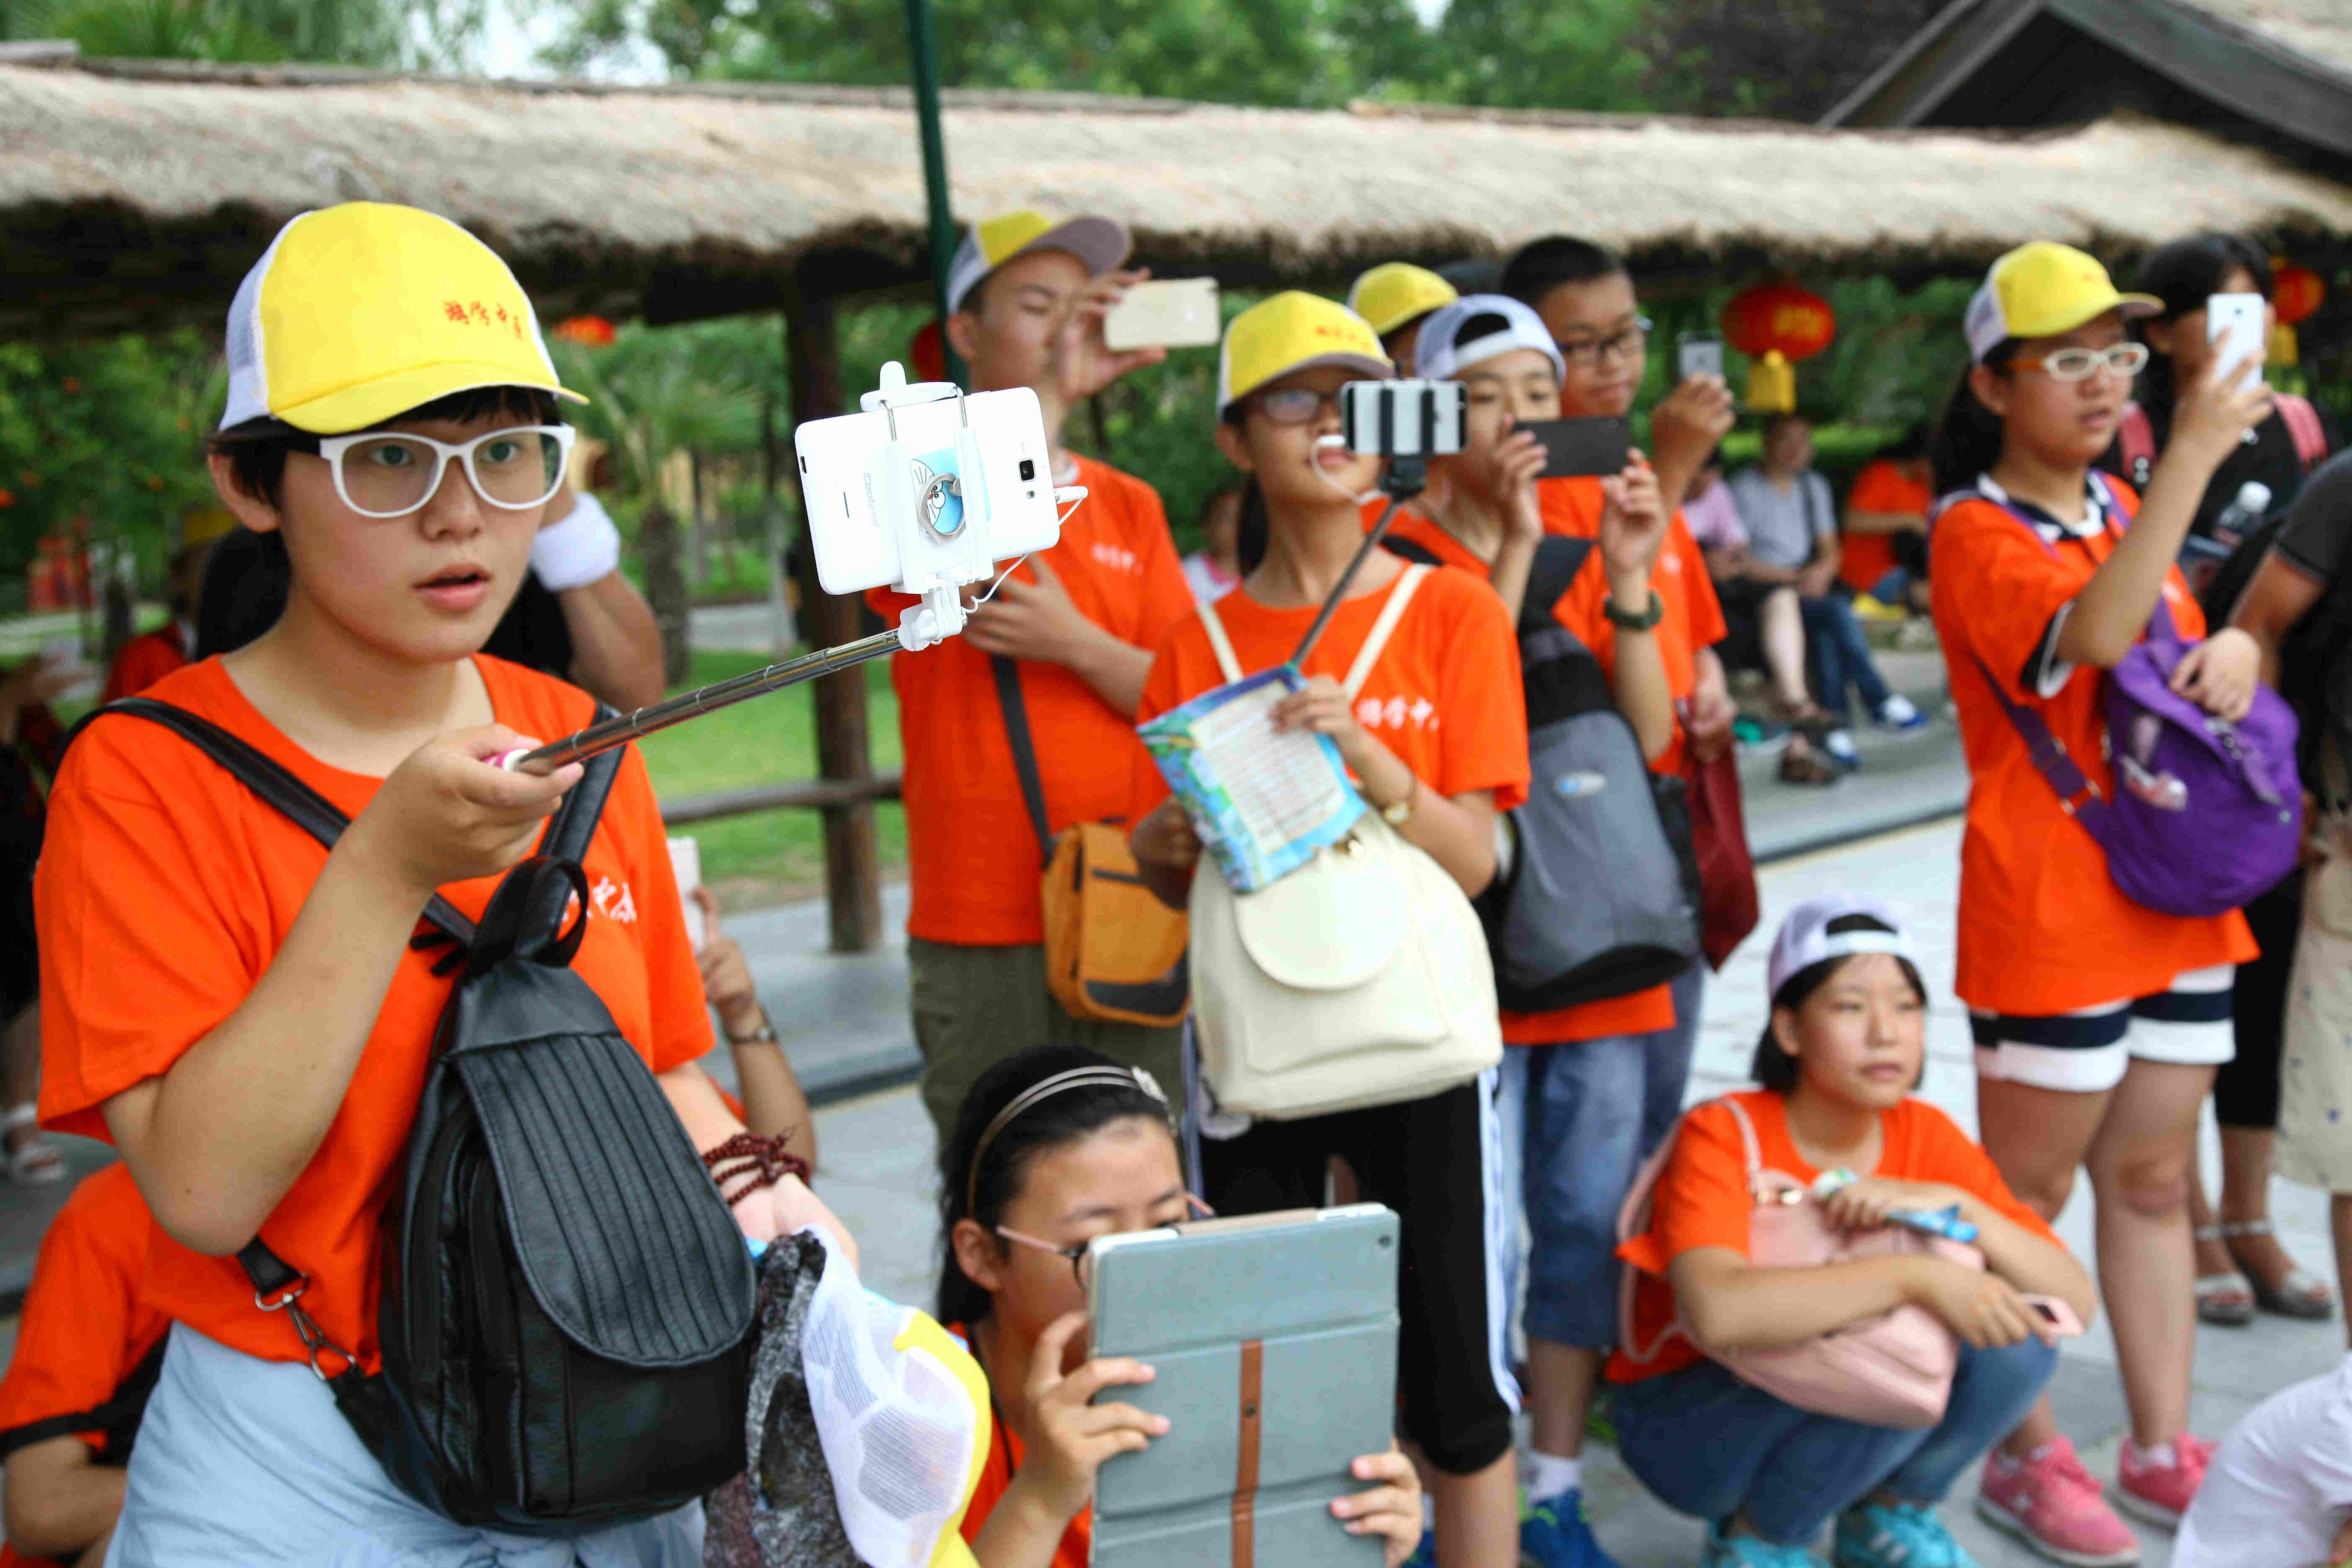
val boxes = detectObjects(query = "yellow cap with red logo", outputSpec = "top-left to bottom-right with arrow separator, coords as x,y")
219,202 -> 581,435
1216,292 -> 1392,416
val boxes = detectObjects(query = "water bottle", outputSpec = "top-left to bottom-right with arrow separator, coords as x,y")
2210,480 -> 2272,550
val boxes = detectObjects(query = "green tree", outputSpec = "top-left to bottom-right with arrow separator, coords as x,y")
1414,0 -> 1657,111
1,0 -> 502,71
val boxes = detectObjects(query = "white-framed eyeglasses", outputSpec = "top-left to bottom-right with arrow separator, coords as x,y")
2010,344 -> 2150,384
309,424 -> 578,519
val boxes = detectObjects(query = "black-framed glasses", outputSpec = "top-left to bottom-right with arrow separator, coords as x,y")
1553,317 -> 1653,369
996,1194 -> 1217,1289
1249,386 -> 1344,426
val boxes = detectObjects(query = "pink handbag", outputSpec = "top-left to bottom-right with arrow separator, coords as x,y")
1616,1096 -> 1981,1430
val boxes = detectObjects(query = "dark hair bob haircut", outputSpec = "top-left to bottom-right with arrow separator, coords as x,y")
1750,913 -> 1929,1092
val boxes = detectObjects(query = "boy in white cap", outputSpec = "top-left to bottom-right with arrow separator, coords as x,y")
869,211 -> 1196,1139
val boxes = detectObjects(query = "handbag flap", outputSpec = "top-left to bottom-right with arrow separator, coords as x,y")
1230,830 -> 1409,990
446,961 -> 757,1367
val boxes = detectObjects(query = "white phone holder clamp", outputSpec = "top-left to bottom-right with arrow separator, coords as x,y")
859,361 -> 998,652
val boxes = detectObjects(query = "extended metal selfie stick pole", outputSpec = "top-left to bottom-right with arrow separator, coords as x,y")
501,630 -> 904,774
1287,454 -> 1429,668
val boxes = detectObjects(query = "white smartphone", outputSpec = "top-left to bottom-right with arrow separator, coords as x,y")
1340,379 -> 1466,458
794,384 -> 1060,596
1677,336 -> 1725,380
669,836 -> 704,952
2206,292 -> 2268,387
1102,278 -> 1221,352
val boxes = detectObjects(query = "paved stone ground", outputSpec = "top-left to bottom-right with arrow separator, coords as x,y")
801,818 -> 2346,1568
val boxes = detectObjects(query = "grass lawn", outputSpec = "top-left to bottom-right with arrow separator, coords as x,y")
638,648 -> 907,910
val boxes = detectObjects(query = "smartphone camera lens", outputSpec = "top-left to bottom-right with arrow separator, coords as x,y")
1019,459 -> 1036,481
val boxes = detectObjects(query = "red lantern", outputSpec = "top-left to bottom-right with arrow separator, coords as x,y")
552,315 -> 618,348
1722,282 -> 1837,363
2274,261 -> 2325,327
910,319 -> 947,383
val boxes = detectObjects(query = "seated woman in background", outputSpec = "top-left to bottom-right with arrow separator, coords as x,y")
936,1044 -> 1423,1568
1611,895 -> 2095,1568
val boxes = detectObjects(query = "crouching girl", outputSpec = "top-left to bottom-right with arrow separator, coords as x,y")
1609,897 -> 2095,1568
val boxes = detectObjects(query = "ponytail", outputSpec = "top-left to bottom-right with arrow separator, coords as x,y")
1236,475 -> 1269,574
1929,341 -> 2017,496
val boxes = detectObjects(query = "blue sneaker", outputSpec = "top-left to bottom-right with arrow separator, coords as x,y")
1522,1490 -> 1622,1567
1834,1498 -> 1980,1568
1401,1527 -> 1436,1568
1873,694 -> 1930,732
1703,1517 -> 1824,1567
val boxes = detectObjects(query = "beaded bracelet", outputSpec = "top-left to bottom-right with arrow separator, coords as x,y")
701,1132 -> 812,1205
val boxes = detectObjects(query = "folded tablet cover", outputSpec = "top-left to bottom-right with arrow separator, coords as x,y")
1086,1205 -> 1399,1568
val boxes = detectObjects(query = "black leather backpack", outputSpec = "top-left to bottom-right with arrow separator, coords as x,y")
81,699 -> 757,1534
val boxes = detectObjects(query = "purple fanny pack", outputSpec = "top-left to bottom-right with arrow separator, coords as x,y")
1975,484 -> 2303,918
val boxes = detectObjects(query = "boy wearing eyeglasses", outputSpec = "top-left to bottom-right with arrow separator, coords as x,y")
866,212 -> 1197,1141
1493,236 -> 1740,1568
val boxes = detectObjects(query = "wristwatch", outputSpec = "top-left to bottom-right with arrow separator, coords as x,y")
727,1013 -> 779,1047
1380,774 -> 1419,828
1603,591 -> 1665,631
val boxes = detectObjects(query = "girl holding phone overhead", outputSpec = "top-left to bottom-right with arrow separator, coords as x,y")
1926,240 -> 2273,1565
1126,292 -> 1543,1568
937,1045 -> 1422,1568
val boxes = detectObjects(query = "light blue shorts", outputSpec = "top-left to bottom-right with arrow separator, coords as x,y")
106,1323 -> 704,1567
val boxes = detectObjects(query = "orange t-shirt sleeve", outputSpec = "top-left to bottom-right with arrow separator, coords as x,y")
1622,1103 -> 1754,1277
1432,581 -> 1531,810
1848,462 -> 1930,516
35,741 -> 268,1140
1126,640 -> 1187,823
1127,487 -> 1197,655
1929,503 -> 2084,704
0,1170 -> 159,1450
1909,1104 -> 2062,1247
1671,516 -> 1728,648
612,746 -> 714,1073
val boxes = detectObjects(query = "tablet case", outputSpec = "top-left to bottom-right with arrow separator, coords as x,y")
1085,1205 -> 1400,1568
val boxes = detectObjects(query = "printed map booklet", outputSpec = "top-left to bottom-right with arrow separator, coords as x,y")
1137,668 -> 1367,893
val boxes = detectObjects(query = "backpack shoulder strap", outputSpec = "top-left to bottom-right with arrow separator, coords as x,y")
989,659 -> 1053,865
71,699 -> 475,944
1343,565 -> 1431,698
540,712 -> 627,866
1195,596 -> 1246,685
2279,393 -> 2329,474
2118,402 -> 2157,487
1519,536 -> 1597,636
1382,535 -> 1444,568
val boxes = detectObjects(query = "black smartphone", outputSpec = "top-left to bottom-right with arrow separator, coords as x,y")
1521,416 -> 1635,480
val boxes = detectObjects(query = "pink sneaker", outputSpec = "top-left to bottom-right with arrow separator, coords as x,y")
1976,1436 -> 2143,1566
2115,1433 -> 2214,1528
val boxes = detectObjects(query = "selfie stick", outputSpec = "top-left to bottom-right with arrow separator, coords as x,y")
1287,452 -> 1429,668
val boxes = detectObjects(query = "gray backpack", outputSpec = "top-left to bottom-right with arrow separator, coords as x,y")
1406,535 -> 1699,1010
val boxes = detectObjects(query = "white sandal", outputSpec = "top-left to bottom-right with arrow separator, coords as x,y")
3,1103 -> 64,1186
2194,1224 -> 2256,1326
2222,1219 -> 2337,1320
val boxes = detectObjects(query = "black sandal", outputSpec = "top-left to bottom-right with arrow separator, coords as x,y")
1779,748 -> 1840,786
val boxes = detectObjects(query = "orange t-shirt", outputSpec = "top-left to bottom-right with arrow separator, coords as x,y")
0,1164 -> 169,1568
870,455 -> 1194,947
1375,506 -> 1490,576
1608,1090 -> 2060,1385
36,656 -> 714,1373
1931,480 -> 2255,1015
1129,562 -> 1529,828
947,1323 -> 1091,1568
100,624 -> 189,704
1501,479 -> 1724,1045
1840,460 -> 1934,596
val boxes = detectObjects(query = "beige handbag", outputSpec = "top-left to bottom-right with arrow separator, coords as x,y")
1186,566 -> 1504,1121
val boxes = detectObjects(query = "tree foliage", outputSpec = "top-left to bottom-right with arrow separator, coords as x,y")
0,0 -> 500,71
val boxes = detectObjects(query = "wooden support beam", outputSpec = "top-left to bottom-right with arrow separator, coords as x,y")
783,275 -> 887,954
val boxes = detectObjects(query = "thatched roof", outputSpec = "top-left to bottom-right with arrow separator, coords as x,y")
2188,0 -> 2352,83
7,55 -> 2352,337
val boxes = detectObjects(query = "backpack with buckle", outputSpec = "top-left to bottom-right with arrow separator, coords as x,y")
1955,477 -> 2303,918
75,699 -> 756,1534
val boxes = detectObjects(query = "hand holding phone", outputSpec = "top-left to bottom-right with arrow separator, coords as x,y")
2206,292 -> 2268,390
1102,279 -> 1221,352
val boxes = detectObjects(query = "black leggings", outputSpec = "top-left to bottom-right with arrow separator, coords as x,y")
2218,872 -> 2305,1130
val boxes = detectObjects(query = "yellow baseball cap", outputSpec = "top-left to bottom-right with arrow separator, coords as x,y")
177,505 -> 238,552
1347,263 -> 1459,338
219,203 -> 580,435
944,210 -> 1132,316
1216,292 -> 1392,416
1965,241 -> 2160,365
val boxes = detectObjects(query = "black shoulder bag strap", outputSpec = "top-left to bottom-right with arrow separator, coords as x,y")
990,657 -> 1054,867
1519,535 -> 1597,636
64,697 -> 623,1341
1382,536 -> 1444,567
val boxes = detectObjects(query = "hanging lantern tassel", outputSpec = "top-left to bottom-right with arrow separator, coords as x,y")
1746,350 -> 1797,414
2270,320 -> 2300,369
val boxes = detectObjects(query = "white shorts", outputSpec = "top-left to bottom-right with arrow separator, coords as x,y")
1972,965 -> 2235,1093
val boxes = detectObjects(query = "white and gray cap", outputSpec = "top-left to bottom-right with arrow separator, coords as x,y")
1766,892 -> 1917,1001
1412,294 -> 1567,384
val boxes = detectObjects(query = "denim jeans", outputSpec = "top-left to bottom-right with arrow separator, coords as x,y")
1613,1337 -> 2060,1545
1500,959 -> 1705,1348
1866,566 -> 1914,606
1801,593 -> 1893,719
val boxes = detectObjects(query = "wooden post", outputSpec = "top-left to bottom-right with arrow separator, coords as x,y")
783,280 -> 885,954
